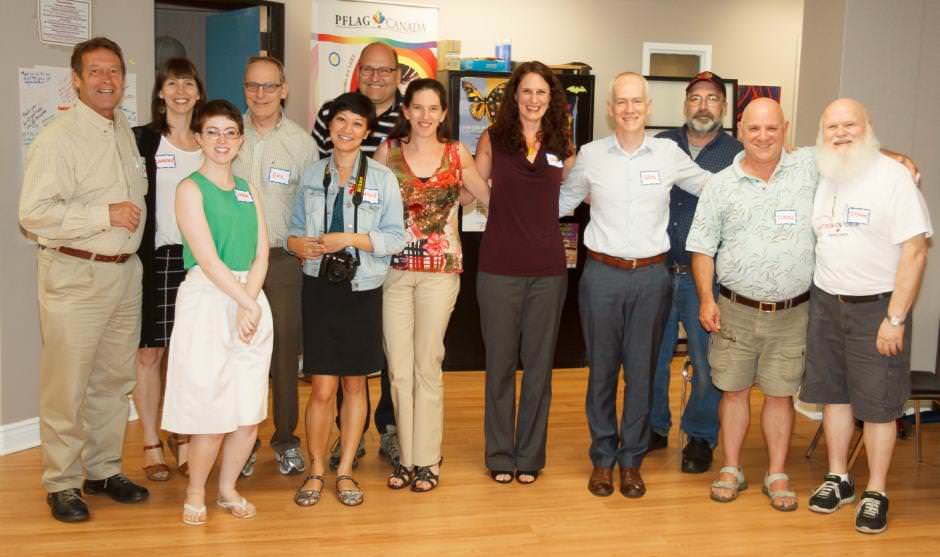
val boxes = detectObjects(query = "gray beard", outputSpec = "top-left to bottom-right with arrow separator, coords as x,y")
816,133 -> 881,183
688,117 -> 720,134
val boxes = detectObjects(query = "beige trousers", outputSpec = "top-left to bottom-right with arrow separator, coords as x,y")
37,249 -> 142,492
382,270 -> 459,468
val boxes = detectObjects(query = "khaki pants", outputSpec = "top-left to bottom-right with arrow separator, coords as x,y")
37,249 -> 142,492
382,270 -> 459,468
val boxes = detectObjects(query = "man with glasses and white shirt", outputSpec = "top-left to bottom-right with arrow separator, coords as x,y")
235,55 -> 317,478
311,42 -> 402,470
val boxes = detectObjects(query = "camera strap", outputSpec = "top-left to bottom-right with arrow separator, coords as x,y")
323,152 -> 368,267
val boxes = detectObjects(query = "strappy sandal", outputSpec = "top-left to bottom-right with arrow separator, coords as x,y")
167,433 -> 190,477
710,466 -> 748,503
335,475 -> 364,506
294,474 -> 324,507
515,470 -> 539,484
216,496 -> 257,519
182,503 -> 207,526
387,464 -> 414,490
762,472 -> 798,512
412,462 -> 441,493
142,441 -> 170,482
489,470 -> 513,484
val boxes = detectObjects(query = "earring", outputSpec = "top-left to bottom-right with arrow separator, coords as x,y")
158,103 -> 166,114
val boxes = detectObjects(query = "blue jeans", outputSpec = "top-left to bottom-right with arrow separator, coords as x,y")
650,271 -> 720,446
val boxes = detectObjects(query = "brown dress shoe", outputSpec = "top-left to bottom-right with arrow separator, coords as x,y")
588,466 -> 614,497
620,466 -> 646,498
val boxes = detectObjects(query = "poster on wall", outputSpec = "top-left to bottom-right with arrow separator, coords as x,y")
19,66 -> 138,161
736,85 -> 782,125
38,0 -> 91,47
310,0 -> 438,129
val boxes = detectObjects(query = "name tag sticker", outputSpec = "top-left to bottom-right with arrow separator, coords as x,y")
155,154 -> 176,169
639,170 -> 661,185
846,207 -> 871,225
775,209 -> 797,225
362,188 -> 379,204
268,167 -> 291,185
820,222 -> 849,237
545,153 -> 564,168
234,189 -> 254,203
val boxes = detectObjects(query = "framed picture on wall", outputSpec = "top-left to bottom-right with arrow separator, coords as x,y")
644,75 -> 739,136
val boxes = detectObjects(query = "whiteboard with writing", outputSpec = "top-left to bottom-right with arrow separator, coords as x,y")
18,66 -> 138,161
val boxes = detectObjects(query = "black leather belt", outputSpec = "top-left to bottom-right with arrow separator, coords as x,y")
669,263 -> 691,274
719,285 -> 810,312
835,292 -> 892,304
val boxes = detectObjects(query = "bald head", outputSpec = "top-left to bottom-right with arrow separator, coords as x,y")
360,42 -> 398,67
738,97 -> 788,167
819,97 -> 872,151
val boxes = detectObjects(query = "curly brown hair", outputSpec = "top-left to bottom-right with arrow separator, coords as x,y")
489,61 -> 572,158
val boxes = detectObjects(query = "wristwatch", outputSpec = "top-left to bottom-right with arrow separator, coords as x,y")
886,314 -> 904,327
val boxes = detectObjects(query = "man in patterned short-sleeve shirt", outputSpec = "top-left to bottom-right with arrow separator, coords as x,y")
686,98 -> 817,512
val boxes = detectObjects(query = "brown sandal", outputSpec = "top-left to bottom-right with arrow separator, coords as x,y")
142,441 -> 170,482
167,433 -> 190,477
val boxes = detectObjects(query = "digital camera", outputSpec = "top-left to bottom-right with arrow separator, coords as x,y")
319,251 -> 357,283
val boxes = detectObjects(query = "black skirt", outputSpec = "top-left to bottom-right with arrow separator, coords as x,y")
302,274 -> 385,376
140,244 -> 186,347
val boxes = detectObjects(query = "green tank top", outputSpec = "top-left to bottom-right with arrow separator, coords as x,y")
182,171 -> 258,271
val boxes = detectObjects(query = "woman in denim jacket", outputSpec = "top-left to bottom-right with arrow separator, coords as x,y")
286,92 -> 404,507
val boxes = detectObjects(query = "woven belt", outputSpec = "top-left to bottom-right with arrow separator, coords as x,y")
719,285 -> 809,312
587,249 -> 666,271
669,263 -> 691,274
51,246 -> 132,263
835,292 -> 892,304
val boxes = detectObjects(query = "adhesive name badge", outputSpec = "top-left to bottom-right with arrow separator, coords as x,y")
820,221 -> 849,237
639,170 -> 662,185
155,154 -> 176,169
234,189 -> 254,203
775,209 -> 797,225
846,207 -> 871,225
268,167 -> 291,185
545,153 -> 564,168
362,188 -> 380,204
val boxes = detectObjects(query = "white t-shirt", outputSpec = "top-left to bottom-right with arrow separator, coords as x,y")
813,153 -> 932,295
154,136 -> 203,248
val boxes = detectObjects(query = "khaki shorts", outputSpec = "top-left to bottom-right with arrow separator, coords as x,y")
708,294 -> 809,396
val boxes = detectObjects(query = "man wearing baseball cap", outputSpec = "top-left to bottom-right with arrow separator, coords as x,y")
648,71 -> 742,474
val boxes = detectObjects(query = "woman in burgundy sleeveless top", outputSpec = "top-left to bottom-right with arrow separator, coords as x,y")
474,61 -> 575,484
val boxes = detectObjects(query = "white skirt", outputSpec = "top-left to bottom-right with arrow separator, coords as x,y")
161,266 -> 273,434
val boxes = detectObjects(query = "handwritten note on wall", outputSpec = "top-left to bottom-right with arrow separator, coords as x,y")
18,66 -> 138,161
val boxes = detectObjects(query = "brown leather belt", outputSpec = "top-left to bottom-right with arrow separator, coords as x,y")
47,245 -> 132,263
669,263 -> 691,274
719,285 -> 809,312
587,249 -> 666,271
835,292 -> 892,304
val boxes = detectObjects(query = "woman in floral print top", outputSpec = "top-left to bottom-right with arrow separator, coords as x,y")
374,78 -> 489,493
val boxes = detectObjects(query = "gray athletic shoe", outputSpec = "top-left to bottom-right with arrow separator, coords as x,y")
379,425 -> 401,467
328,437 -> 366,471
275,446 -> 306,475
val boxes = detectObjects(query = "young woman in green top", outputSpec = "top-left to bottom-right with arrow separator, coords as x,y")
161,100 -> 273,526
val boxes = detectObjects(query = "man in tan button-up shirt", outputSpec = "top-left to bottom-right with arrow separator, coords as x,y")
19,37 -> 150,523
232,56 -> 316,477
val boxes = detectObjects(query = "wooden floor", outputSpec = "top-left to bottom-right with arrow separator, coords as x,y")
2,361 -> 939,556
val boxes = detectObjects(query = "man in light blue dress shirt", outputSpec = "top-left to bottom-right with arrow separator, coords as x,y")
559,72 -> 710,498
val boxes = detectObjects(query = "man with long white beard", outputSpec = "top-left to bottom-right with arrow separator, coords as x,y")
800,98 -> 931,534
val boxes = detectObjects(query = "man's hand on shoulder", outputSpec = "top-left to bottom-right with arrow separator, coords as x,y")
109,201 -> 142,232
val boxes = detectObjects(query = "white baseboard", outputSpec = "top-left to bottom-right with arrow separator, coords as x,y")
0,417 -> 40,455
1,400 -> 138,456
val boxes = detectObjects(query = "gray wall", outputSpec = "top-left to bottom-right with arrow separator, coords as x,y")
1,1 -> 155,424
154,4 -> 209,79
796,0 -> 940,371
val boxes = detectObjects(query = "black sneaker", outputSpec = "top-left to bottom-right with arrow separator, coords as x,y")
808,474 -> 855,513
855,491 -> 889,534
47,488 -> 89,522
681,437 -> 713,474
83,473 -> 149,503
646,431 -> 668,453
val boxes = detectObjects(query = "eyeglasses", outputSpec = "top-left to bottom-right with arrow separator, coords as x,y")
687,94 -> 723,105
244,82 -> 283,93
358,65 -> 397,78
202,128 -> 241,140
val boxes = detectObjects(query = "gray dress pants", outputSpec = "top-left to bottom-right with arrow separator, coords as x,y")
478,271 -> 567,472
579,259 -> 671,468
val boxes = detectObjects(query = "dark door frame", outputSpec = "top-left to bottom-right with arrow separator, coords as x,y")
156,0 -> 285,64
